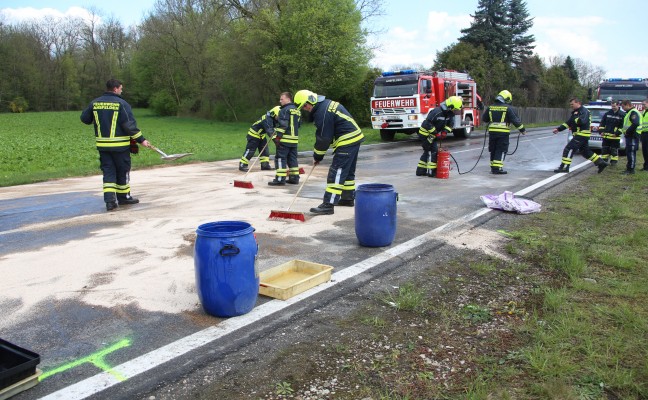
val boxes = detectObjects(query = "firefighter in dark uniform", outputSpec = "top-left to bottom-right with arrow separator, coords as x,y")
599,101 -> 625,166
619,99 -> 642,174
81,79 -> 151,211
269,92 -> 301,186
238,106 -> 279,171
553,97 -> 608,174
481,90 -> 526,174
416,96 -> 463,177
294,90 -> 364,215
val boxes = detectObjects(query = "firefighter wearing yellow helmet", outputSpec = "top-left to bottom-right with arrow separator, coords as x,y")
416,96 -> 463,177
268,92 -> 301,185
239,104 -> 282,172
294,89 -> 364,215
481,90 -> 526,174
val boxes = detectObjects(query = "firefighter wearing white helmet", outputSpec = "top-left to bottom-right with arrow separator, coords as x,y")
238,105 -> 281,172
269,92 -> 301,186
295,89 -> 364,215
416,96 -> 463,177
481,89 -> 526,174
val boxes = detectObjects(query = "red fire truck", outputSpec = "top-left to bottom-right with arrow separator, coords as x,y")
370,69 -> 482,141
597,78 -> 647,111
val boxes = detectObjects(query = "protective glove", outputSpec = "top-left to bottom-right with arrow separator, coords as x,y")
129,138 -> 139,154
439,131 -> 447,139
273,136 -> 281,146
519,128 -> 526,135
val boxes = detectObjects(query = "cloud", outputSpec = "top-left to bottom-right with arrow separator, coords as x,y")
0,6 -> 96,24
532,15 -> 607,63
372,12 -> 472,70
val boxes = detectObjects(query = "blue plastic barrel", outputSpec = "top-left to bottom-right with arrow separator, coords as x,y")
355,183 -> 398,247
194,221 -> 259,317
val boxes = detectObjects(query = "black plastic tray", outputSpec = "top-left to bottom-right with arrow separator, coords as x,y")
0,338 -> 40,390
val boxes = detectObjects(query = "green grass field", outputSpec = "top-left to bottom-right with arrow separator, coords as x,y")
0,109 -> 387,187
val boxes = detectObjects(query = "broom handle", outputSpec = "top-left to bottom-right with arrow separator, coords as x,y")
242,139 -> 271,179
286,164 -> 316,211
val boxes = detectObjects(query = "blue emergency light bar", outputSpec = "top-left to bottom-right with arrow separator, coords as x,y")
382,69 -> 417,77
606,78 -> 645,82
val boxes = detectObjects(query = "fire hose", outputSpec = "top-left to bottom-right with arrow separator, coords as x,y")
447,126 -> 523,175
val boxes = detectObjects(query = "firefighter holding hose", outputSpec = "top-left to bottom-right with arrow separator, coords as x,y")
481,90 -> 526,175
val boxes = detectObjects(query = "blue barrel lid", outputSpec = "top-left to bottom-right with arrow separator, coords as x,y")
196,221 -> 255,238
357,183 -> 394,192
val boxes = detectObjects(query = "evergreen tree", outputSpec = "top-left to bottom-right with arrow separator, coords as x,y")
506,0 -> 535,68
562,56 -> 579,82
459,0 -> 510,63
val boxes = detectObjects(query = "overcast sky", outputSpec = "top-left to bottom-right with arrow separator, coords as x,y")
1,0 -> 646,79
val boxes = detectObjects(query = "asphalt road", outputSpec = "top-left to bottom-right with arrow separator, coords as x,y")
0,128 -> 586,399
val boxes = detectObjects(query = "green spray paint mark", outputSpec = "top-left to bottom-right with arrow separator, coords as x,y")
497,229 -> 513,237
39,338 -> 131,382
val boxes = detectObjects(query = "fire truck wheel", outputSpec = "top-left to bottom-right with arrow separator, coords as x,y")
453,116 -> 474,139
380,129 -> 396,141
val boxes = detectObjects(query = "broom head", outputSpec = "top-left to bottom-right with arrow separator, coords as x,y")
233,179 -> 254,189
269,209 -> 305,222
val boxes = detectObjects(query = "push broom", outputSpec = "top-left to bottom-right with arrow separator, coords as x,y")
269,164 -> 316,222
233,140 -> 271,189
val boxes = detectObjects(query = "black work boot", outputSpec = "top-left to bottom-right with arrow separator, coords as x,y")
595,159 -> 609,174
268,179 -> 286,186
337,199 -> 355,207
260,162 -> 273,171
310,202 -> 334,215
622,169 -> 635,175
287,177 -> 300,185
491,169 -> 508,175
118,196 -> 139,205
415,167 -> 427,176
554,164 -> 569,173
610,160 -> 618,166
428,169 -> 437,177
106,201 -> 118,211
239,162 -> 248,172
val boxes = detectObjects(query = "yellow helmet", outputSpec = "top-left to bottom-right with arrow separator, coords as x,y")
445,96 -> 463,110
497,90 -> 512,104
269,106 -> 281,118
294,90 -> 318,109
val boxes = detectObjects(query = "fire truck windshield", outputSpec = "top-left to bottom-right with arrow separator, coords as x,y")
598,79 -> 648,101
373,77 -> 419,98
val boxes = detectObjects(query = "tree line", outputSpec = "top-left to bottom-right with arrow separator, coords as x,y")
0,0 -> 605,124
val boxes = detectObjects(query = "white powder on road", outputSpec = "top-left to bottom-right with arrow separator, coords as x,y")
0,161 -> 354,328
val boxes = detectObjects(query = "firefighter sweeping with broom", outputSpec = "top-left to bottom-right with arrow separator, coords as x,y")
269,92 -> 301,186
416,96 -> 463,177
294,90 -> 364,215
238,105 -> 281,172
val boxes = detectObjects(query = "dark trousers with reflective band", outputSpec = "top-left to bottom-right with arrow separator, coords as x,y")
323,144 -> 360,205
488,132 -> 509,171
274,144 -> 299,182
625,135 -> 639,171
240,136 -> 269,165
560,135 -> 599,167
99,150 -> 131,203
416,134 -> 437,174
601,137 -> 620,163
641,133 -> 648,169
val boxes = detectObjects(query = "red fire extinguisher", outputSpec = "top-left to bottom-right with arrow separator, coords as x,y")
437,146 -> 451,179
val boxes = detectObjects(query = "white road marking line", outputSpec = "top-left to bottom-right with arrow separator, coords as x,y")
40,159 -> 591,400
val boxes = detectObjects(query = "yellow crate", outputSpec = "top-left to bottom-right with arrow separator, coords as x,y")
0,369 -> 41,400
259,260 -> 334,300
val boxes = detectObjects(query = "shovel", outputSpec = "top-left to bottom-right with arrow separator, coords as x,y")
150,145 -> 193,161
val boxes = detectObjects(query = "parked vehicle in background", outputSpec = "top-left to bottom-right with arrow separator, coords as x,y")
567,101 -> 626,154
597,78 -> 647,111
370,70 -> 482,141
